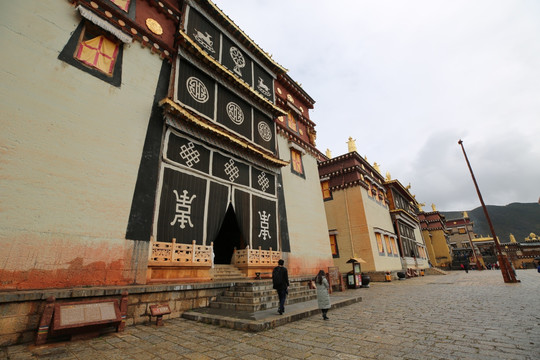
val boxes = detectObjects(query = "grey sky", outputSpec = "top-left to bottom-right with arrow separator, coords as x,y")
216,0 -> 540,211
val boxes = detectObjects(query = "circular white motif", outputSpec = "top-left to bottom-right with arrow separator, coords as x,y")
258,121 -> 272,142
226,102 -> 244,125
186,76 -> 209,103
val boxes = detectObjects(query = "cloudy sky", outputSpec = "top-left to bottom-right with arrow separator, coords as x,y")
216,0 -> 540,211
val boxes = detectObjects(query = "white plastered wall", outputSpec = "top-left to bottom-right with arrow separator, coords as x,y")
0,1 -> 163,287
277,135 -> 333,276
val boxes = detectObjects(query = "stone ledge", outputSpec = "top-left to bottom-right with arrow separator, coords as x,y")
0,276 -> 314,304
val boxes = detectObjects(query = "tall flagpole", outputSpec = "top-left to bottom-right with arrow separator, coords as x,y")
458,140 -> 518,283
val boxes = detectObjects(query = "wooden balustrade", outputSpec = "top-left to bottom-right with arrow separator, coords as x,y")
232,245 -> 281,266
149,237 -> 213,266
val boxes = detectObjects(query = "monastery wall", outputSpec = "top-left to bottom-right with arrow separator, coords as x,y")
361,189 -> 403,272
277,137 -> 333,276
0,1 -> 163,289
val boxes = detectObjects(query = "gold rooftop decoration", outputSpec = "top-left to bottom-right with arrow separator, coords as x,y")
509,234 -> 517,243
347,137 -> 357,152
431,203 -> 437,211
385,171 -> 391,181
373,162 -> 381,173
325,148 -> 332,159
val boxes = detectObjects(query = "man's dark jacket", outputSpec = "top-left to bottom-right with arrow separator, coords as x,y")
272,265 -> 289,290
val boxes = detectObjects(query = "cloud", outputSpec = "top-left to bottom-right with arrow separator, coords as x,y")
217,0 -> 540,210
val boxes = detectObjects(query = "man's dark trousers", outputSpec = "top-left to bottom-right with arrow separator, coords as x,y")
277,288 -> 287,313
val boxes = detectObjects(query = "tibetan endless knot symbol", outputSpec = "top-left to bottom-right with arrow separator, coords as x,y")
170,189 -> 196,229
226,102 -> 244,125
257,172 -> 270,192
179,142 -> 200,167
224,159 -> 239,182
230,46 -> 245,76
186,76 -> 209,103
258,121 -> 272,142
258,211 -> 271,240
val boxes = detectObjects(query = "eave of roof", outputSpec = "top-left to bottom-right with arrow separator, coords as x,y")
200,0 -> 288,74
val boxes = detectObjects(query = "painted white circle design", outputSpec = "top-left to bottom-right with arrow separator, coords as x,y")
226,102 -> 244,125
258,121 -> 272,142
186,76 -> 209,103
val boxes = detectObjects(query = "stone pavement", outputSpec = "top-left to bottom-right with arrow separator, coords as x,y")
2,270 -> 539,359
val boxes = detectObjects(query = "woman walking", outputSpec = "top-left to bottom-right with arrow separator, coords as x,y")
315,270 -> 331,320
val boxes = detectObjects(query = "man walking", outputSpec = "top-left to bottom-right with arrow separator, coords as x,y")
272,259 -> 289,315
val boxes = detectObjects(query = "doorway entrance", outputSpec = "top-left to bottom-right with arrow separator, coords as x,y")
213,203 -> 244,264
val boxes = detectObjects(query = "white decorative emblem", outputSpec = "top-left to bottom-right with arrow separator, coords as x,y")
258,121 -> 272,142
258,211 -> 271,240
193,28 -> 215,53
257,172 -> 270,192
179,142 -> 200,167
186,76 -> 209,103
256,77 -> 271,97
229,46 -> 245,76
226,102 -> 244,125
170,190 -> 197,229
224,159 -> 239,182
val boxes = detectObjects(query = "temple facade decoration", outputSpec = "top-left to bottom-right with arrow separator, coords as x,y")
384,179 -> 429,271
417,208 -> 453,268
318,150 -> 403,276
1,0 -> 334,290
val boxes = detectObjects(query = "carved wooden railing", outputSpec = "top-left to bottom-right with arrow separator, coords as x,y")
149,237 -> 213,266
232,245 -> 281,266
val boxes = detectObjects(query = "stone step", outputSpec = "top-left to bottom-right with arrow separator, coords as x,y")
218,289 -> 316,305
220,288 -> 315,302
210,265 -> 247,281
209,293 -> 318,312
231,282 -> 306,292
182,291 -> 363,332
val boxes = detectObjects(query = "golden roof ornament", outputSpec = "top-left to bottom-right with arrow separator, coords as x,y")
509,234 -> 517,243
406,182 -> 411,190
463,211 -> 469,218
373,162 -> 381,173
146,18 -> 163,35
418,202 -> 425,212
347,137 -> 357,152
431,203 -> 437,211
325,148 -> 332,159
385,171 -> 391,181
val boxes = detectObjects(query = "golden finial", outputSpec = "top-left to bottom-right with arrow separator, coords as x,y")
417,203 -> 424,212
509,234 -> 517,243
463,211 -> 469,218
431,203 -> 437,211
347,137 -> 357,152
325,148 -> 332,159
373,162 -> 381,173
405,182 -> 411,190
385,171 -> 391,181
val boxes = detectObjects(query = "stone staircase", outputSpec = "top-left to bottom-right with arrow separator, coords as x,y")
209,280 -> 317,312
425,267 -> 449,275
210,264 -> 247,281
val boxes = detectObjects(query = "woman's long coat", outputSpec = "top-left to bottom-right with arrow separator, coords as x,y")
316,278 -> 331,309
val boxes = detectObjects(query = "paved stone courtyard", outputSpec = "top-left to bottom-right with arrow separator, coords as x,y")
2,270 -> 539,359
